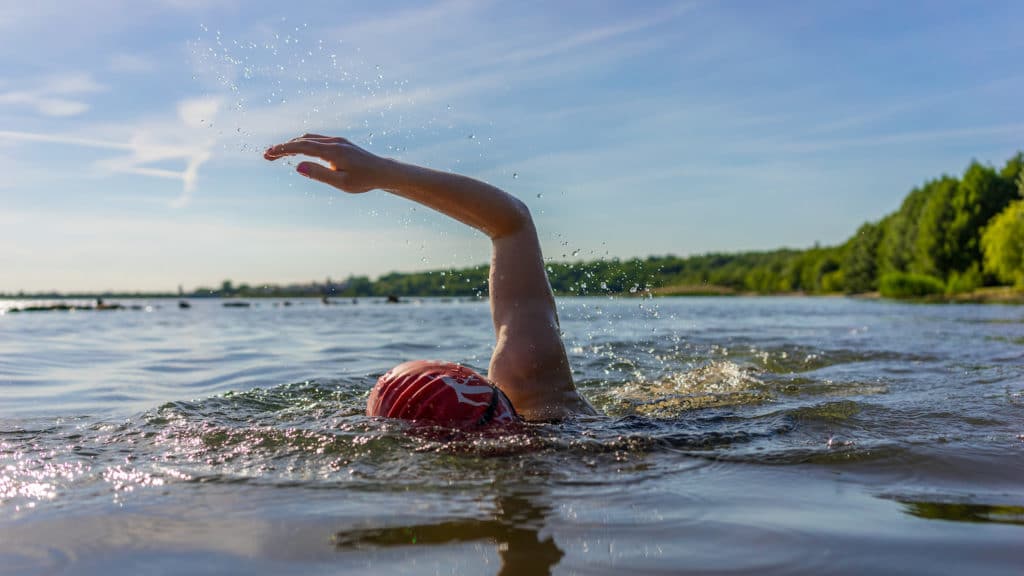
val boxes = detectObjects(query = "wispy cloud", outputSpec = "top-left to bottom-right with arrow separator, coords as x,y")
0,72 -> 105,117
805,75 -> 1024,136
0,130 -> 133,151
489,2 -> 694,67
329,0 -> 481,43
0,96 -> 221,207
773,122 -> 1024,155
316,0 -> 691,96
178,96 -> 221,128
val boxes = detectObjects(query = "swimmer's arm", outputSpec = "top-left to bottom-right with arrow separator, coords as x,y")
264,135 -> 524,237
264,135 -> 596,420
380,164 -> 532,239
384,168 -> 597,419
486,227 -> 597,420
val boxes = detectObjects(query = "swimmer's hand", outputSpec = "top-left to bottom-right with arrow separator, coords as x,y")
263,134 -> 391,194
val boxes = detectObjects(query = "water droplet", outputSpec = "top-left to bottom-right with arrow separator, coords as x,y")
467,133 -> 475,140
512,172 -> 518,179
536,193 -> 543,199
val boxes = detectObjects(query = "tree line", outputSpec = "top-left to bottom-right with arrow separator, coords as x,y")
842,152 -> 1022,297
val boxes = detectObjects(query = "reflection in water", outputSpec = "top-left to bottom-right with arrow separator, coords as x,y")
899,499 -> 1024,526
333,491 -> 563,576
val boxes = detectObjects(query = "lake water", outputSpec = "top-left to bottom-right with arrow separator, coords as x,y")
1,296 -> 1022,575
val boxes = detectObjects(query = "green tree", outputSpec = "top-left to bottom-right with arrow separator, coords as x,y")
946,263 -> 982,294
744,267 -> 778,293
1017,158 -> 1024,198
1000,152 -> 1023,186
340,275 -> 374,296
945,162 -> 1017,275
981,200 -> 1024,286
813,254 -> 842,292
821,269 -> 845,292
879,272 -> 945,298
913,177 -> 958,278
843,221 -> 883,292
878,187 -> 929,275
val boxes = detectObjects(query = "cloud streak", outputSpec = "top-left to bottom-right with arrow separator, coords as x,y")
769,123 -> 1024,155
488,2 -> 695,67
0,72 -> 105,117
0,95 -> 221,207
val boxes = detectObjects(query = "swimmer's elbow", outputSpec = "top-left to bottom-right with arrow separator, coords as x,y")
491,196 -> 533,239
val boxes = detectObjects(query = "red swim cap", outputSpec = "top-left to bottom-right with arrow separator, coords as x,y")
367,360 -> 519,429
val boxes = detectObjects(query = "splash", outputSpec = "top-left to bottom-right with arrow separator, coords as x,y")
599,360 -> 769,418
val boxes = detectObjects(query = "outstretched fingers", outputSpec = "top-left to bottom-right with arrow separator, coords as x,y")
292,134 -> 350,144
263,133 -> 377,193
297,161 -> 349,188
263,139 -> 334,161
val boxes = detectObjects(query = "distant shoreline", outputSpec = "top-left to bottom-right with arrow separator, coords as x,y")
654,284 -> 1024,304
3,286 -> 1022,305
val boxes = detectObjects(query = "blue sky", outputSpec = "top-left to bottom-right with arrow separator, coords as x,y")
2,0 -> 1022,292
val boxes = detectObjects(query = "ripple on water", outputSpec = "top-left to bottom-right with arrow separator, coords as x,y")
736,344 -> 939,375
2,331 -> 1021,539
767,375 -> 890,398
1,374 -> 781,510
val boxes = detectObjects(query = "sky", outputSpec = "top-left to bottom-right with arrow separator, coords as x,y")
1,0 -> 1022,292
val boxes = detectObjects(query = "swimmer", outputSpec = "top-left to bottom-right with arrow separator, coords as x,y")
264,134 -> 596,426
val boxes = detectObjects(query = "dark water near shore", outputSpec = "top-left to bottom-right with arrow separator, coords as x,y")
1,296 -> 1022,575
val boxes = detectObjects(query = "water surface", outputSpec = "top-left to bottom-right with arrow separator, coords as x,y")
1,297 -> 1022,575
